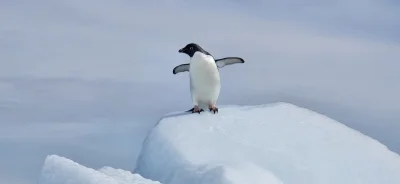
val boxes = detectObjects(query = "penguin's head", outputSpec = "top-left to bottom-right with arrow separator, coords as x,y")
178,43 -> 208,57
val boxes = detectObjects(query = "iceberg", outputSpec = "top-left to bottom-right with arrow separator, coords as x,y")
134,103 -> 400,184
38,155 -> 160,184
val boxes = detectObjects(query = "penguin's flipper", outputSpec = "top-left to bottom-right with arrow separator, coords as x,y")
173,63 -> 190,74
215,57 -> 245,68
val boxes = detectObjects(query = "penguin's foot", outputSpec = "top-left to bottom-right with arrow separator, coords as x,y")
209,105 -> 219,114
189,106 -> 204,114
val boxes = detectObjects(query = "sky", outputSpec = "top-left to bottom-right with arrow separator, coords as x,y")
0,0 -> 399,183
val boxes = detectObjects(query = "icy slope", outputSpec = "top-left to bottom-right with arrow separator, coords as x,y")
38,155 -> 160,184
135,102 -> 400,184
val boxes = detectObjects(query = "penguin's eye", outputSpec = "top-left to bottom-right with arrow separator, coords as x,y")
189,47 -> 193,50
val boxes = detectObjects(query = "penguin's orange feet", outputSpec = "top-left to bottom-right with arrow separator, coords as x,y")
189,106 -> 204,114
209,105 -> 219,114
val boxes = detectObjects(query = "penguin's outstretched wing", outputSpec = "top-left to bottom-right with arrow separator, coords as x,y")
173,63 -> 190,74
215,57 -> 245,68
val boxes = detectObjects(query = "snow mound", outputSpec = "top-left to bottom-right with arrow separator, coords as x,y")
38,155 -> 160,184
135,102 -> 400,184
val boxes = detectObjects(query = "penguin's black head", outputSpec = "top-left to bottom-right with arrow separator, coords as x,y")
178,43 -> 209,57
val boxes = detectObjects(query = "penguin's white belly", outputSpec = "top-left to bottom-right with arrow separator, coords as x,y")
189,54 -> 221,105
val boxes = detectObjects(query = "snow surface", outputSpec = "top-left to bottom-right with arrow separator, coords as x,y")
135,102 -> 400,184
38,155 -> 160,184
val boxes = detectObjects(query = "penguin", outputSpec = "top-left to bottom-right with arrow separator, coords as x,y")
173,43 -> 245,114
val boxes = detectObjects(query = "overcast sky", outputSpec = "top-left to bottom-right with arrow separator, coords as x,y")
1,0 -> 399,183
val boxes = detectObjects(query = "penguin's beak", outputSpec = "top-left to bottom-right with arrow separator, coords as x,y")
178,48 -> 184,53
